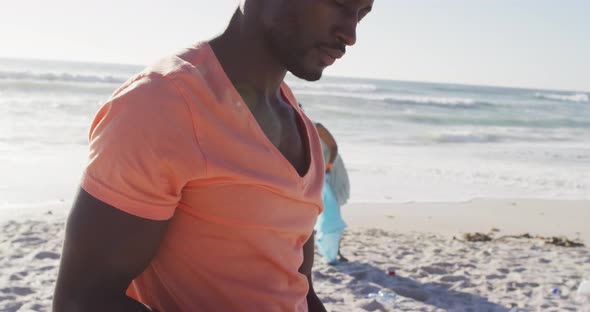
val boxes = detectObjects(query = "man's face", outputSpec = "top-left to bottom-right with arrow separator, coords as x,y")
262,0 -> 373,81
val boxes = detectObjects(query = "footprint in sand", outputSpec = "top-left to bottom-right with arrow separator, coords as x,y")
34,251 -> 60,260
9,271 -> 29,282
538,258 -> 551,264
320,295 -> 344,304
3,221 -> 21,233
9,274 -> 22,282
313,271 -> 329,280
0,287 -> 34,296
328,277 -> 342,284
0,301 -> 24,312
352,285 -> 381,297
440,275 -> 468,283
0,295 -> 17,302
540,302 -> 559,309
485,274 -> 506,280
457,263 -> 476,269
392,286 -> 430,302
9,252 -> 26,260
11,236 -> 44,247
497,268 -> 510,274
513,267 -> 527,273
420,265 -> 449,275
432,262 -> 454,268
458,280 -> 476,288
505,281 -> 522,292
515,282 -> 540,288
348,270 -> 371,280
356,298 -> 386,311
396,251 -> 412,260
477,250 -> 492,257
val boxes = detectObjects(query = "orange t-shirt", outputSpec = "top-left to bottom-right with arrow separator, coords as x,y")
81,42 -> 324,312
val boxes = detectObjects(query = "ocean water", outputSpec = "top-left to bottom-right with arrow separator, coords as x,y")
1,57 -> 589,212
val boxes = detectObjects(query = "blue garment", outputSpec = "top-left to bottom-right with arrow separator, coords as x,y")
315,173 -> 347,264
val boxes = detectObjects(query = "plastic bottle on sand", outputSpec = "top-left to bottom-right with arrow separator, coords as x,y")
373,289 -> 397,307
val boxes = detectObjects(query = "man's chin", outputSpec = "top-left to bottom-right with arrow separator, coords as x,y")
289,67 -> 323,82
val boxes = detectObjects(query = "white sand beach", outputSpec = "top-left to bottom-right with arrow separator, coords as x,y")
316,200 -> 590,311
1,199 -> 589,312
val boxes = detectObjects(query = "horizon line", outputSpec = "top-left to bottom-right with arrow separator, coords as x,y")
1,55 -> 588,94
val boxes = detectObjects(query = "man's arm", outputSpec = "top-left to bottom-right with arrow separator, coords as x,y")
315,123 -> 338,168
299,232 -> 327,312
53,188 -> 169,312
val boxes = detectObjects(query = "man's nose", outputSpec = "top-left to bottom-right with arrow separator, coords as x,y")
334,12 -> 358,46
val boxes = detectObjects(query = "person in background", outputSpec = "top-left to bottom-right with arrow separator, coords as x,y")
314,122 -> 350,264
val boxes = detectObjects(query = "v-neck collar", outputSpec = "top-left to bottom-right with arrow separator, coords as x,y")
203,42 -> 312,180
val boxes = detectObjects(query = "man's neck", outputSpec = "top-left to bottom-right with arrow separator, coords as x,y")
209,9 -> 287,107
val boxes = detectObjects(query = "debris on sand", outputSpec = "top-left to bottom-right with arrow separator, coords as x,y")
456,232 -> 585,248
460,232 -> 493,242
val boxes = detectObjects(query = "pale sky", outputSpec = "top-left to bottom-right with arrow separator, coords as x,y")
1,0 -> 589,91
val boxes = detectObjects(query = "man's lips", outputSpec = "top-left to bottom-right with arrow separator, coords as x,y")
322,47 -> 345,60
319,47 -> 345,66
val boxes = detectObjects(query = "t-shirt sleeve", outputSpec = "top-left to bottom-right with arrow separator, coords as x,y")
80,74 -> 206,220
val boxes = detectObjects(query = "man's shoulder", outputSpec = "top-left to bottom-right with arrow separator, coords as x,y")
112,42 -> 212,99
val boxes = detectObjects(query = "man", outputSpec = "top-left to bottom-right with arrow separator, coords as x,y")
53,0 -> 373,311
